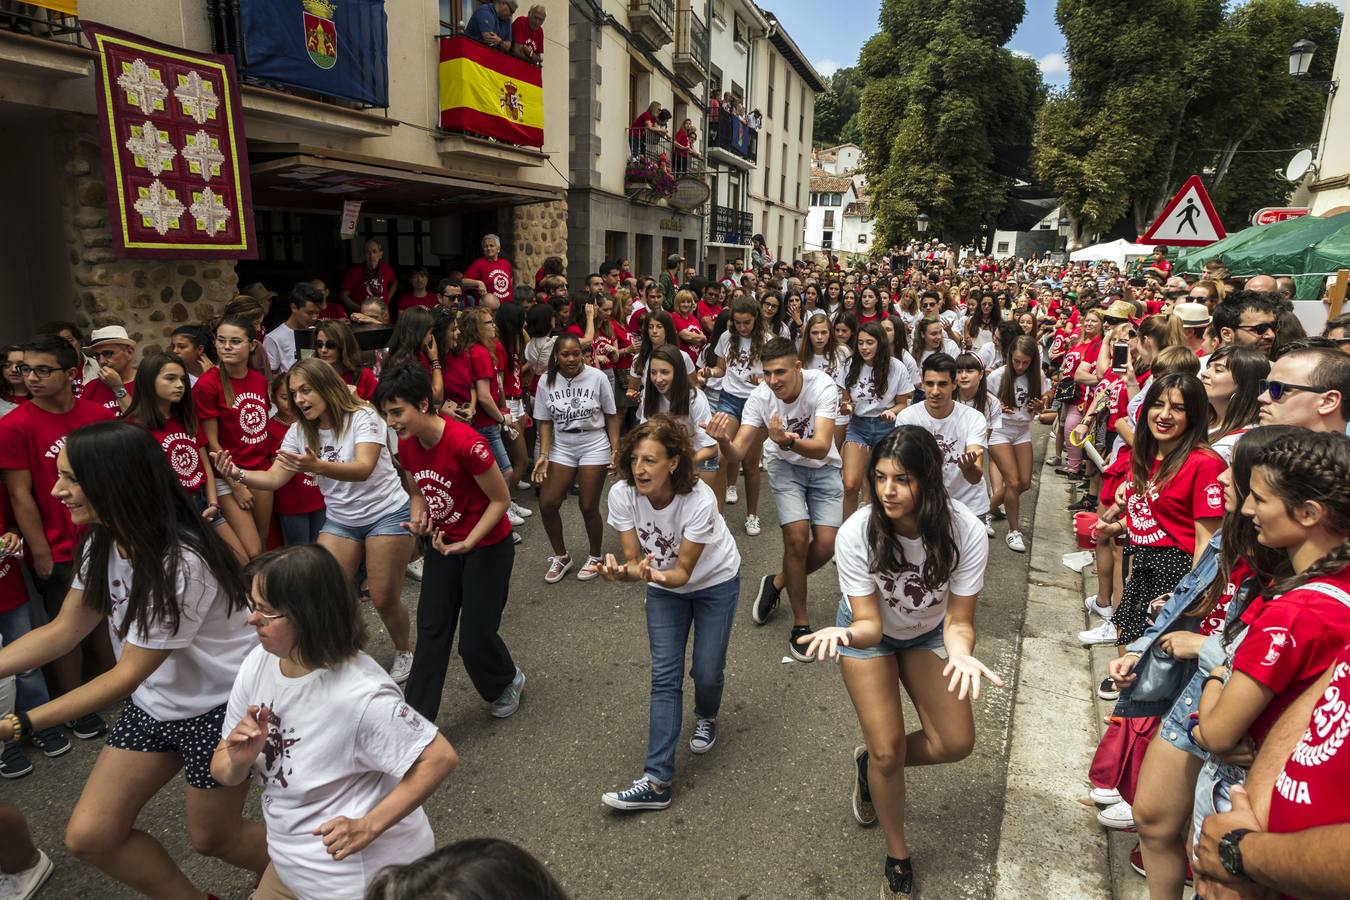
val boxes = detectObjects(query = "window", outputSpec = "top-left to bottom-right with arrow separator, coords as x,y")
799,111 -> 804,142
767,56 -> 774,119
713,0 -> 726,25
822,231 -> 833,250
784,86 -> 789,124
438,0 -> 475,32
810,192 -> 817,206
797,154 -> 803,207
858,235 -> 868,244
358,216 -> 439,268
256,210 -> 305,263
733,15 -> 746,47
763,142 -> 772,195
780,142 -> 787,202
996,241 -> 1010,254
824,210 -> 835,227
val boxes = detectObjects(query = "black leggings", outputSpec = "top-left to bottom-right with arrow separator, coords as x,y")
404,536 -> 517,722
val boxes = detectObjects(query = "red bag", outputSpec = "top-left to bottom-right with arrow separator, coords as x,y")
1089,715 -> 1160,805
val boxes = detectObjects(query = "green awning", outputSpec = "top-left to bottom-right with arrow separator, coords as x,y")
1174,211 -> 1350,300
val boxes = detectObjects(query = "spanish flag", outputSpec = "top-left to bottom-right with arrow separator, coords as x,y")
439,35 -> 543,148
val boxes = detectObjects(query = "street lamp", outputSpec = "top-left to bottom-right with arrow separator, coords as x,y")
915,212 -> 929,235
1290,38 -> 1316,78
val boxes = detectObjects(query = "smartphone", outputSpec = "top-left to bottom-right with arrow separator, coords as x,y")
1111,341 -> 1129,373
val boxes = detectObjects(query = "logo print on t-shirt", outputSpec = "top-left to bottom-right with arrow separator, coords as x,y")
637,522 -> 679,567
1261,627 -> 1295,667
489,270 -> 511,300
259,704 -> 301,788
234,392 -> 269,444
784,415 -> 813,440
1290,664 -> 1350,768
164,433 -> 199,480
1205,483 -> 1224,510
415,469 -> 462,526
320,444 -> 341,464
875,560 -> 941,611
932,432 -> 959,467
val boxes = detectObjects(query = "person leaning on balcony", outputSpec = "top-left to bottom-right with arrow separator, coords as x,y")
466,0 -> 515,51
630,101 -> 665,158
511,4 -> 545,63
673,119 -> 700,174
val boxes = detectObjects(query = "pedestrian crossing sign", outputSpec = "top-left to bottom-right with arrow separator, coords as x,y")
1139,175 -> 1226,246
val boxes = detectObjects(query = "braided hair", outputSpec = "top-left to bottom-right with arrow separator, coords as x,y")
1254,430 -> 1350,601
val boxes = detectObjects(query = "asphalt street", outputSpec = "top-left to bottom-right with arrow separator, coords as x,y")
4,446 -> 1043,900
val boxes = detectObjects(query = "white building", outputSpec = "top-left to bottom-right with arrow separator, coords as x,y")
1301,8 -> 1350,216
805,170 -> 873,258
812,143 -> 864,191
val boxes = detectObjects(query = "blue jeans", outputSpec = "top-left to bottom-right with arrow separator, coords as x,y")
279,509 -> 327,546
474,423 -> 512,472
0,600 -> 52,748
643,575 -> 740,785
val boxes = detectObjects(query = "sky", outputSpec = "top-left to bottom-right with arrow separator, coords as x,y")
768,0 -> 1070,88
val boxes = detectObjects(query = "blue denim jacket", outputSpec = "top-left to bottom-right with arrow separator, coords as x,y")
1112,530 -> 1222,718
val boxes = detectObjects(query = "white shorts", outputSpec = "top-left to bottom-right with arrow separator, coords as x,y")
989,418 -> 1033,447
507,397 -> 526,420
549,429 -> 611,468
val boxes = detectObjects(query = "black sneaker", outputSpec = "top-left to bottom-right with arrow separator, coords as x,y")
67,713 -> 107,739
788,625 -> 814,663
0,742 -> 33,779
1066,496 -> 1096,512
601,776 -> 672,811
751,574 -> 781,625
1098,676 -> 1120,701
882,858 -> 915,897
30,727 -> 71,759
852,746 -> 877,826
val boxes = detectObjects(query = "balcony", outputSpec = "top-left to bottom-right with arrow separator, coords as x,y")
625,132 -> 708,211
708,204 -> 753,246
628,0 -> 674,52
0,5 -> 94,85
673,2 -> 708,90
706,112 -> 757,169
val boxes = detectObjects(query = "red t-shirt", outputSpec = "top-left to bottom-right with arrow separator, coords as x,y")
669,313 -> 704,364
443,346 -> 500,428
1048,327 -> 1077,361
510,16 -> 543,56
396,416 -> 511,547
340,261 -> 397,304
80,377 -> 133,414
673,128 -> 691,152
1267,641 -> 1350,835
0,485 -> 30,613
393,293 -> 437,318
1201,558 -> 1253,637
1063,337 -> 1102,407
625,301 -> 650,336
266,418 -> 325,516
696,300 -> 723,331
318,302 -> 348,320
631,110 -> 657,136
146,417 -> 207,493
463,257 -> 514,307
341,367 -> 379,402
0,399 -> 116,563
1233,570 -> 1350,745
496,341 -> 522,400
1123,449 -> 1225,554
193,367 -> 272,470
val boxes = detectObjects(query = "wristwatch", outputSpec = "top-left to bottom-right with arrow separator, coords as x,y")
114,387 -> 128,399
783,435 -> 796,451
1218,828 -> 1252,880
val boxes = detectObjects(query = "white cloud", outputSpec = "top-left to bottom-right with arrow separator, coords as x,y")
814,58 -> 840,79
1011,49 -> 1034,59
1037,52 -> 1068,76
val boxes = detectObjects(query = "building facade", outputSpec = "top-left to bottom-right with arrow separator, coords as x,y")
1303,4 -> 1350,217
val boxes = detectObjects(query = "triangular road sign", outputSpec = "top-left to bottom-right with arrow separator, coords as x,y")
1139,175 -> 1226,246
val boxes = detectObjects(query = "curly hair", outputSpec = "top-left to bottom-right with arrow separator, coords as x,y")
1253,429 -> 1350,600
616,415 -> 698,495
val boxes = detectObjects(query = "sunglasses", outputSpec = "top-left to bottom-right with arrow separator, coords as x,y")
1237,322 -> 1275,336
313,340 -> 338,349
1259,379 -> 1330,402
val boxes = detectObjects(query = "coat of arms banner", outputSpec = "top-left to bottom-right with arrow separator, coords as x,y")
438,35 -> 544,149
239,0 -> 389,108
83,22 -> 256,259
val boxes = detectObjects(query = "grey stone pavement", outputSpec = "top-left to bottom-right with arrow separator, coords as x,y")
4,427 -> 1140,899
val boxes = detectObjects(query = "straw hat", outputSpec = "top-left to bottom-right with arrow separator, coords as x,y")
86,325 -> 134,350
1102,300 -> 1137,321
1173,302 -> 1212,328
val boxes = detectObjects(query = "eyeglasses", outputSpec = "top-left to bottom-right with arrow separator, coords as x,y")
1237,322 -> 1276,336
18,365 -> 62,378
246,600 -> 286,621
1259,379 -> 1330,402
313,340 -> 338,349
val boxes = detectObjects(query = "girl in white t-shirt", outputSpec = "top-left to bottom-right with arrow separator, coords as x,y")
213,359 -> 416,683
639,344 -> 723,501
986,336 -> 1052,554
0,421 -> 265,896
597,417 -> 742,812
531,334 -> 619,584
840,323 -> 911,520
800,312 -> 852,452
911,316 -> 961,369
795,426 -> 1003,898
699,297 -> 767,535
214,545 -> 458,900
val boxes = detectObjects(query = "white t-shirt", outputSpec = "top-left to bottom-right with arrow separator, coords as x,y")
225,647 -> 436,900
918,341 -> 961,366
636,388 -> 717,450
893,401 -> 989,514
630,351 -> 695,388
714,331 -> 762,398
805,346 -> 851,383
606,479 -> 741,594
281,405 -> 407,527
960,391 -> 1003,432
533,364 -> 615,433
73,547 -> 253,720
846,361 -> 914,418
987,366 -> 1050,425
264,323 -> 298,374
976,342 -> 1003,370
742,368 -> 842,469
836,502 -> 988,640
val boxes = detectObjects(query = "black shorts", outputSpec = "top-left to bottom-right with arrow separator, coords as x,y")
106,698 -> 228,789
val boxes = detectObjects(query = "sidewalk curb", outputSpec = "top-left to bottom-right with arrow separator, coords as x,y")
991,444 -> 1118,900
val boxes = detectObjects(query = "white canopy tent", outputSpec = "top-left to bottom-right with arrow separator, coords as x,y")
1070,238 -> 1155,269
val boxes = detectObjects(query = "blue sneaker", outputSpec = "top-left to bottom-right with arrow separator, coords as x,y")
689,718 -> 716,754
0,742 -> 33,779
601,776 -> 671,811
491,667 -> 525,718
30,727 -> 71,759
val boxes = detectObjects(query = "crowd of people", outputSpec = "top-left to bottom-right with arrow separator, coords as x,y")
0,233 -> 1347,899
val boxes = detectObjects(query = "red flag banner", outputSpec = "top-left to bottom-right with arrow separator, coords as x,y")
83,22 -> 257,259
438,35 -> 544,148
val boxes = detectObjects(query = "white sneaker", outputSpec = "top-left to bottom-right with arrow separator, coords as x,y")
1046,455 -> 1062,468
983,514 -> 995,537
544,554 -> 572,584
1005,531 -> 1027,553
517,479 -> 532,490
1084,594 -> 1113,619
0,849 -> 53,900
1096,799 -> 1135,830
389,651 -> 414,685
509,500 -> 533,519
577,555 -> 604,581
1078,620 -> 1118,645
725,484 -> 738,504
405,557 -> 424,581
512,531 -> 523,545
1090,786 -> 1122,805
507,507 -> 525,527
744,514 -> 761,536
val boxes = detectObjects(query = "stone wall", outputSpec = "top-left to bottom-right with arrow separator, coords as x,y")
505,198 -> 568,288
60,115 -> 239,353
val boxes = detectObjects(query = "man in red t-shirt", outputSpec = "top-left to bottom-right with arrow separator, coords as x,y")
339,239 -> 398,314
393,267 -> 438,320
510,5 -> 545,63
462,233 -> 514,310
80,325 -> 138,413
0,335 -> 116,707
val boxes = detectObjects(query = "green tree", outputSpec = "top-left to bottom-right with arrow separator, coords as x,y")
857,0 -> 1043,246
813,66 -> 864,147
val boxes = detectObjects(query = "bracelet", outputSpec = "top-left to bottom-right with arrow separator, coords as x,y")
232,469 -> 245,484
1202,674 -> 1225,689
1121,650 -> 1142,659
2,710 -> 31,741
430,362 -> 442,370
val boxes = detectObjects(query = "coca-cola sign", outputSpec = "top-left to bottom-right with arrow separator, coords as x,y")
1251,207 -> 1309,226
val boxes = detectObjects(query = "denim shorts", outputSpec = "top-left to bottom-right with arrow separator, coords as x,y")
320,499 -> 412,542
698,450 -> 720,473
764,456 -> 843,527
475,423 -> 511,471
1191,756 -> 1244,858
716,391 -> 750,420
189,488 -> 226,529
844,414 -> 894,448
833,596 -> 948,660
